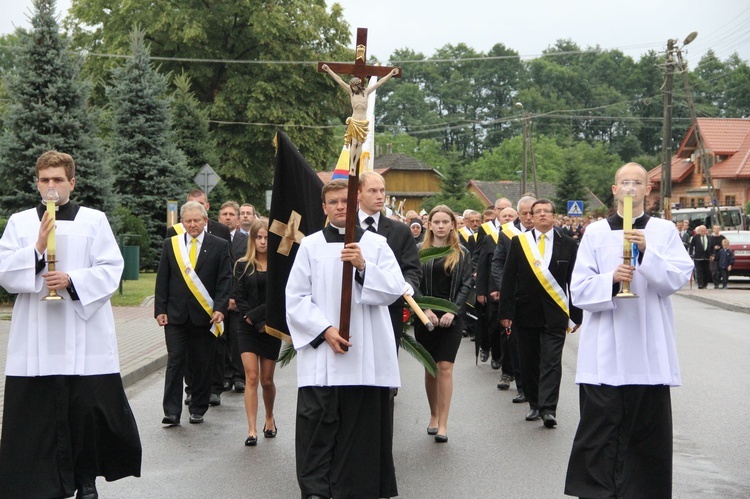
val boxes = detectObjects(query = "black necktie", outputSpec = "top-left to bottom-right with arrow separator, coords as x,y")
364,216 -> 376,233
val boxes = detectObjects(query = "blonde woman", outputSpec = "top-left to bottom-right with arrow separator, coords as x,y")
416,205 -> 473,443
232,220 -> 280,446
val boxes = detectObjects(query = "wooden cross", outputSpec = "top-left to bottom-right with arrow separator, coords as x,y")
317,28 -> 401,349
317,27 -> 401,84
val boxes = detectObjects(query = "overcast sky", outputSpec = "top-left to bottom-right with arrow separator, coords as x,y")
3,0 -> 749,65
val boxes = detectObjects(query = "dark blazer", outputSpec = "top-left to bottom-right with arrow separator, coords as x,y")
231,230 -> 249,264
155,232 -> 233,327
499,230 -> 582,329
475,231 -> 499,298
491,230 -> 514,292
688,234 -> 712,260
458,229 -> 477,255
232,261 -> 266,332
367,213 -> 422,293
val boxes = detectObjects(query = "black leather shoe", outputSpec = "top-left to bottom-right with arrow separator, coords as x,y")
479,349 -> 489,362
542,414 -> 558,428
525,409 -> 540,421
234,381 -> 246,392
491,359 -> 501,370
434,434 -> 448,443
245,435 -> 257,446
184,393 -> 191,405
209,393 -> 221,406
162,414 -> 180,426
189,413 -> 204,424
426,427 -> 438,435
512,391 -> 527,403
306,495 -> 326,499
75,480 -> 98,499
263,420 -> 278,438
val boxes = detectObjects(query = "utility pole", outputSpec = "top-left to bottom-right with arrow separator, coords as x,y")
515,102 -> 539,198
660,39 -> 675,220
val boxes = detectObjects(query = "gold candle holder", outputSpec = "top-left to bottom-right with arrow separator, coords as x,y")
616,183 -> 638,299
42,189 -> 63,301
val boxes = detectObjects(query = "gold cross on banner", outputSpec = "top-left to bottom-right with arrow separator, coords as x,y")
270,211 -> 305,256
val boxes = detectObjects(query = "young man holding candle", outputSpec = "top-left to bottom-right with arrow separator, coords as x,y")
564,163 -> 694,498
0,151 -> 142,499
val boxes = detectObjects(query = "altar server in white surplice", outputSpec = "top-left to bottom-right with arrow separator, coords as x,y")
0,151 -> 141,499
564,163 -> 693,499
286,179 -> 406,499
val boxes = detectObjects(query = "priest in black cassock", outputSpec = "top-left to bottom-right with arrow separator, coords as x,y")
286,179 -> 407,499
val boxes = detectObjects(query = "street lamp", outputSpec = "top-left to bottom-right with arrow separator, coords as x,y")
661,31 -> 698,221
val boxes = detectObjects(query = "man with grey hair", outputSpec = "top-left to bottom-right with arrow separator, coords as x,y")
155,200 -> 232,425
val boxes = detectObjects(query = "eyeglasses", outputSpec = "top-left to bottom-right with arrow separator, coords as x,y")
533,209 -> 554,215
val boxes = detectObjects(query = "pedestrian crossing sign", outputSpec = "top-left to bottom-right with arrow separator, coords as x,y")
567,201 -> 584,216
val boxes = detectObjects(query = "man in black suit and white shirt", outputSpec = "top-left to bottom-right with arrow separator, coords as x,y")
357,171 -> 421,347
155,201 -> 232,425
688,225 -> 711,288
499,199 -> 582,429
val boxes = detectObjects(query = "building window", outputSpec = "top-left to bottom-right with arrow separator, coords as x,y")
697,198 -> 705,207
725,195 -> 736,206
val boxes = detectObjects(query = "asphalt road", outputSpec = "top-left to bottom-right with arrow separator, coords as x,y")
99,294 -> 750,498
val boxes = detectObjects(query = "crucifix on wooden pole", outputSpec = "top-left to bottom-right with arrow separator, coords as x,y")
318,28 -> 401,349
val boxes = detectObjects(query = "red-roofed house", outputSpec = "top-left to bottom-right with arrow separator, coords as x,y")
648,118 -> 750,209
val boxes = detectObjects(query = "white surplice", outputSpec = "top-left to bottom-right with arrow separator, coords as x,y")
0,207 -> 124,376
570,217 -> 694,386
286,230 -> 406,388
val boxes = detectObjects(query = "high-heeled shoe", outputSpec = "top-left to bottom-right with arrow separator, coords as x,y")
245,435 -> 257,446
434,434 -> 448,443
263,419 -> 277,438
426,427 -> 438,435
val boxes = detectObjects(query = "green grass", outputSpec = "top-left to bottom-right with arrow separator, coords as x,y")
111,272 -> 157,307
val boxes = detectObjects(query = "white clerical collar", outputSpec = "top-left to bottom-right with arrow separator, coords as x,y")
330,224 -> 346,234
616,211 -> 645,221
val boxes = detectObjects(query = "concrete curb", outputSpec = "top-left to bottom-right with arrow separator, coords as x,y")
676,291 -> 750,314
121,354 -> 167,389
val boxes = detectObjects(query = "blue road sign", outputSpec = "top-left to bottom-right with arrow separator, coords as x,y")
567,200 -> 584,216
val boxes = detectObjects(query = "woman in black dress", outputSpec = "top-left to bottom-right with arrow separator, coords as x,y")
416,205 -> 472,443
232,219 -> 280,446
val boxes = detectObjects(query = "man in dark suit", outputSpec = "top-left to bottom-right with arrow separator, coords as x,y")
219,201 -> 249,392
678,220 -> 692,250
357,171 -> 421,347
166,189 -> 232,405
688,225 -> 712,288
155,201 -> 232,425
499,199 -> 582,429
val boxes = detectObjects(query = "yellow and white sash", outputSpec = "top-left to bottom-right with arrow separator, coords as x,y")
172,223 -> 186,235
517,231 -> 569,318
501,222 -> 521,241
481,221 -> 499,244
170,235 -> 224,336
459,226 -> 472,243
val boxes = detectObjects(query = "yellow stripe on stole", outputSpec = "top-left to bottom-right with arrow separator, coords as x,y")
170,236 -> 224,336
517,233 -> 569,319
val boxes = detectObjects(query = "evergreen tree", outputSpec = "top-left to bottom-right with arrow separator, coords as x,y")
554,161 -> 588,213
170,72 -> 218,177
0,0 -> 110,214
107,27 -> 189,266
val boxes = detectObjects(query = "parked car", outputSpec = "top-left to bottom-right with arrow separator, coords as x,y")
720,230 -> 750,278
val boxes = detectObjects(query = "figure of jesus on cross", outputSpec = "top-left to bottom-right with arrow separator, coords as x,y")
319,28 -> 401,175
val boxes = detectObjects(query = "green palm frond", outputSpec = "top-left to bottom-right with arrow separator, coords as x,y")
400,332 -> 438,377
419,245 -> 452,263
414,296 -> 459,314
277,342 -> 297,367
